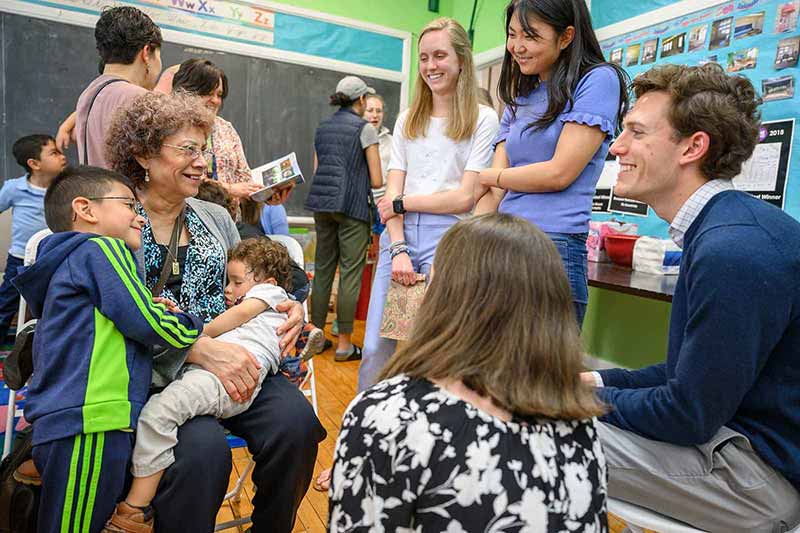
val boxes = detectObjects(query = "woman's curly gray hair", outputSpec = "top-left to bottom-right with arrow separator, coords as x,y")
106,90 -> 215,188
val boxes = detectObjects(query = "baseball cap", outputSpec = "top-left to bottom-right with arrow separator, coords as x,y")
336,76 -> 376,100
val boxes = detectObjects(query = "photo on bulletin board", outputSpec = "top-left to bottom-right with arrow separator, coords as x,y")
641,38 -> 659,64
610,47 -> 623,65
762,75 -> 795,102
689,25 -> 708,52
593,153 -> 617,213
734,12 -> 765,40
661,33 -> 686,58
699,54 -> 719,66
626,43 -> 641,66
775,0 -> 799,34
775,36 -> 800,69
732,119 -> 794,209
710,16 -> 734,50
727,47 -> 759,72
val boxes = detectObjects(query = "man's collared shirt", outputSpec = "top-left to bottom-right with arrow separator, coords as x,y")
668,179 -> 734,248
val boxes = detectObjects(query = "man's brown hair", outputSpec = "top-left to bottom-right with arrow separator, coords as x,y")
632,63 -> 761,181
379,214 -> 604,421
228,238 -> 292,293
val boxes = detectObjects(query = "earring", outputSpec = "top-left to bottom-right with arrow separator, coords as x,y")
144,169 -> 150,183
145,62 -> 150,75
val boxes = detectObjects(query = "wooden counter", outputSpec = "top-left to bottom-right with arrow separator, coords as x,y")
587,262 -> 676,302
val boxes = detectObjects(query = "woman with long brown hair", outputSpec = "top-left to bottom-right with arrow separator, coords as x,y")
328,213 -> 608,531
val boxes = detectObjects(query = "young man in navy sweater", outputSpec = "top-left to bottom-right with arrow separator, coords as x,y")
585,63 -> 800,530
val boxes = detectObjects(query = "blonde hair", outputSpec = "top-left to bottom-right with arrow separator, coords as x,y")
405,18 -> 479,142
379,214 -> 605,421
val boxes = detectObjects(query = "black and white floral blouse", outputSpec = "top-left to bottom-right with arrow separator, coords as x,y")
139,204 -> 227,322
329,375 -> 608,533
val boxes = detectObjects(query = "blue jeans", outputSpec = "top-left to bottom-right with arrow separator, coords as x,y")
0,254 -> 23,344
546,232 -> 588,328
358,213 -> 458,392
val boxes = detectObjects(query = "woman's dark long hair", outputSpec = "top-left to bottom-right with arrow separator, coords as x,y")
498,0 -> 629,133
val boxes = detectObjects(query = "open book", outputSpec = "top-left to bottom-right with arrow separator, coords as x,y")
249,152 -> 305,202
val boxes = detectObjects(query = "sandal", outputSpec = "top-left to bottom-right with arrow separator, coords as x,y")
312,468 -> 331,492
334,345 -> 362,362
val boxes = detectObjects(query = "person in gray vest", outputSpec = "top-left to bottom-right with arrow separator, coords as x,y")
305,76 -> 383,361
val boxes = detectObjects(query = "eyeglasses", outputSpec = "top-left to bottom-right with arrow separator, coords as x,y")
87,196 -> 138,214
163,144 -> 213,161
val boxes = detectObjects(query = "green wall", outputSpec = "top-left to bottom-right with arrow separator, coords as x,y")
274,0 -> 510,96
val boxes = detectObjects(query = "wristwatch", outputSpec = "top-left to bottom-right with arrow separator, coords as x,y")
392,194 -> 406,215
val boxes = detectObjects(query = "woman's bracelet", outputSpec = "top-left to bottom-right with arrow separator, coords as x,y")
389,240 -> 407,252
496,169 -> 504,189
390,245 -> 409,259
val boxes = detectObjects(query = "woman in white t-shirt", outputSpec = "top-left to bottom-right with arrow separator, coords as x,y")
358,17 -> 499,391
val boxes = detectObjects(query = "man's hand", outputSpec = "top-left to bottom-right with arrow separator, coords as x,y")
580,371 -> 600,387
275,300 -> 303,356
187,336 -> 261,402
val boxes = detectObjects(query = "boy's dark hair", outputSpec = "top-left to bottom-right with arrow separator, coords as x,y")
228,238 -> 292,292
12,135 -> 55,173
45,166 -> 136,233
196,180 -> 236,219
172,59 -> 229,101
95,6 -> 162,65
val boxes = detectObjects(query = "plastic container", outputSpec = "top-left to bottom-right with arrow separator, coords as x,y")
604,234 -> 641,267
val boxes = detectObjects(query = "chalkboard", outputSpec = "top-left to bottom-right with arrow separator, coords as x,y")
0,13 -> 401,216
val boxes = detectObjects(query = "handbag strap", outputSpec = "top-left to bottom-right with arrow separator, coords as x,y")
151,207 -> 187,297
81,78 -> 127,164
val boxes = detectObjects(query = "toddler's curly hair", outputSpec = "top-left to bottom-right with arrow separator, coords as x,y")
228,238 -> 292,292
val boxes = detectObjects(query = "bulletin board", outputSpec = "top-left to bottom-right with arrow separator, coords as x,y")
593,0 -> 800,238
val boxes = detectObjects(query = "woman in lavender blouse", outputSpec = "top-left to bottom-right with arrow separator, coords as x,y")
475,0 -> 629,327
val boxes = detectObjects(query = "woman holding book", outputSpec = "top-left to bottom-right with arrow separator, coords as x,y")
171,59 -> 264,200
304,76 -> 383,361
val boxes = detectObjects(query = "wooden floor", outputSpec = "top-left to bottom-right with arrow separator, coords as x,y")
213,320 -> 644,533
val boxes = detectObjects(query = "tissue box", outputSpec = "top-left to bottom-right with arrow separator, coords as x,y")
632,236 -> 682,275
587,221 -> 639,262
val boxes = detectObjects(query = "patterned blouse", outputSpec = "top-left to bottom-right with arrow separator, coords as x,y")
329,375 -> 608,533
206,115 -> 252,185
139,204 -> 227,322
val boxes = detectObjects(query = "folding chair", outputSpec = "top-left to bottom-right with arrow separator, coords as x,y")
2,229 -> 51,460
215,233 -> 319,531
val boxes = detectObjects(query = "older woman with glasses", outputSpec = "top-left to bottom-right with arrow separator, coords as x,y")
105,90 -> 326,533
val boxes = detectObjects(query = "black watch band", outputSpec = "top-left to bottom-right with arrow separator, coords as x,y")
392,195 -> 406,215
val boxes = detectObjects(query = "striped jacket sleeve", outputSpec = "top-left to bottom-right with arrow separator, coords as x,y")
79,237 -> 204,349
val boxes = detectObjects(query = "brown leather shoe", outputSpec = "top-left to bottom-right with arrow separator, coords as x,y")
12,459 -> 41,486
102,502 -> 154,533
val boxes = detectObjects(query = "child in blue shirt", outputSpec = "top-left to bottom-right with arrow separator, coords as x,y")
0,135 -> 66,344
12,165 -> 204,533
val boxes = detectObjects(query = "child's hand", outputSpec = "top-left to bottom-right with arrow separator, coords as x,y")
153,296 -> 182,313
